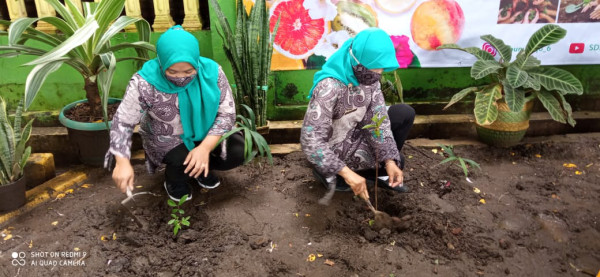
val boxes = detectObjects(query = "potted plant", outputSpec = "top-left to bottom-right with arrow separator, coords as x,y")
438,24 -> 583,146
209,0 -> 277,130
0,0 -> 154,165
0,96 -> 33,212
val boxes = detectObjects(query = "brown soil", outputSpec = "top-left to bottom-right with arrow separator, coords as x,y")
1,135 -> 599,276
65,103 -> 120,123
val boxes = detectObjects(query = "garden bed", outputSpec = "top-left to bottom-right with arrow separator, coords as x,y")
1,135 -> 599,276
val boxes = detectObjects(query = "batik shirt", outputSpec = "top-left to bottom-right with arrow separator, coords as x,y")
107,67 -> 235,173
301,78 -> 400,178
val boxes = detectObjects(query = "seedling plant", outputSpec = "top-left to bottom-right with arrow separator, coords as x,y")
167,194 -> 190,236
362,112 -> 387,210
437,144 -> 481,178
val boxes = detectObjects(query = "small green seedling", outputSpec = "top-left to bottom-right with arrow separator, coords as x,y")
437,144 -> 481,178
362,112 -> 387,209
167,194 -> 190,236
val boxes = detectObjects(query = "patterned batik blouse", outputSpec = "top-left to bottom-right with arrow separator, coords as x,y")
106,67 -> 235,173
301,77 -> 401,179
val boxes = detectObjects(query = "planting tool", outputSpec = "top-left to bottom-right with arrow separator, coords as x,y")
120,187 -> 160,229
565,3 -> 583,13
361,194 -> 404,230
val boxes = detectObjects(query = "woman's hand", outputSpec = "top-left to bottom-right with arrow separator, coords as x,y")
184,145 -> 211,178
113,156 -> 134,194
385,160 -> 404,188
339,167 -> 369,199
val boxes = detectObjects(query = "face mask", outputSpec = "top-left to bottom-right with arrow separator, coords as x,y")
349,46 -> 382,86
166,74 -> 195,87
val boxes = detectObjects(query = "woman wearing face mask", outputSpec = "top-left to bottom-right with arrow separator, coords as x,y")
106,26 -> 243,201
301,28 -> 415,200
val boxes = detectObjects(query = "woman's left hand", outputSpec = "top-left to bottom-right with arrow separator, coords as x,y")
385,161 -> 404,187
184,145 -> 211,178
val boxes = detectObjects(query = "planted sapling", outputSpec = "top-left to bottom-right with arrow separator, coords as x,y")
362,112 -> 387,210
437,144 -> 481,179
167,194 -> 191,236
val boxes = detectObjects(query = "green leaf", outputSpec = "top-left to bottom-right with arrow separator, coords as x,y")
98,52 -> 116,129
8,18 -> 39,46
171,214 -> 177,219
512,50 -> 541,70
474,85 -> 502,125
501,80 -> 525,113
173,225 -> 180,236
554,93 -> 576,127
168,219 -> 175,225
458,158 -> 468,177
44,0 -> 79,30
181,221 -> 190,227
439,157 -> 457,165
178,209 -> 184,214
463,158 -> 481,170
536,90 -> 566,124
179,194 -> 188,205
506,65 -> 528,88
444,87 -> 479,110
470,60 -> 503,80
528,67 -> 584,95
25,16 -> 99,66
24,60 -> 66,110
481,34 -> 512,63
95,16 -> 141,53
525,24 -> 566,58
437,44 -> 495,60
362,124 -> 376,130
522,74 -> 541,91
167,199 -> 176,207
436,144 -> 455,157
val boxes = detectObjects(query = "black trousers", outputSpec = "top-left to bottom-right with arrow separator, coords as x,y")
162,132 -> 245,185
357,103 -> 415,176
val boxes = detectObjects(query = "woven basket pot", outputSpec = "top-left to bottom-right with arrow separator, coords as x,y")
476,100 -> 534,147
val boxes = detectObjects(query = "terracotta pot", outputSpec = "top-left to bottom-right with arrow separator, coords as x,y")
0,177 -> 26,212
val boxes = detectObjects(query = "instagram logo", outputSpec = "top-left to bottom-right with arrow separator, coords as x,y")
482,42 -> 497,57
11,252 -> 26,266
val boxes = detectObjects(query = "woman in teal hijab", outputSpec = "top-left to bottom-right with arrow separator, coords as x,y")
107,26 -> 244,201
301,28 -> 416,203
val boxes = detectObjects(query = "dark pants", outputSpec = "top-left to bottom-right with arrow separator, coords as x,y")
162,132 -> 245,185
357,104 -> 415,176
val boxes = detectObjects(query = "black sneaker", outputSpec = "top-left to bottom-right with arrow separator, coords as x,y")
196,173 -> 221,189
312,169 -> 352,192
365,176 -> 409,193
164,181 -> 192,201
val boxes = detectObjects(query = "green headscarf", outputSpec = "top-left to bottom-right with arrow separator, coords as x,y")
138,25 -> 220,151
309,28 -> 399,97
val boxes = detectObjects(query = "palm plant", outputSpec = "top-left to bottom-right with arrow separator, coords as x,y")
209,0 -> 278,127
438,24 -> 583,127
0,96 -> 33,186
0,0 -> 154,123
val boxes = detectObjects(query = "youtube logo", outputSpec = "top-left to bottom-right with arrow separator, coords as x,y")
569,43 -> 584,54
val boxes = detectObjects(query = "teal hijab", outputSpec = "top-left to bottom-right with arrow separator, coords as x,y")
309,28 -> 399,97
138,25 -> 220,150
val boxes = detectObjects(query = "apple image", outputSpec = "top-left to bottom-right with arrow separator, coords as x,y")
410,0 -> 465,51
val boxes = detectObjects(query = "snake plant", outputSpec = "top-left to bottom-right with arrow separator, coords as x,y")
438,24 -> 583,127
210,0 -> 278,127
0,96 -> 33,186
0,0 -> 154,125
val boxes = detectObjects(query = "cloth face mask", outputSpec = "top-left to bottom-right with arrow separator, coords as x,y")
349,47 -> 382,85
166,74 -> 196,87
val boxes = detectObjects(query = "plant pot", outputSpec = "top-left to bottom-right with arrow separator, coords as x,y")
0,177 -> 26,212
476,100 -> 534,147
58,98 -> 121,166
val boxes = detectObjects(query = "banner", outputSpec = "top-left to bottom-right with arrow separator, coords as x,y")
267,0 -> 600,70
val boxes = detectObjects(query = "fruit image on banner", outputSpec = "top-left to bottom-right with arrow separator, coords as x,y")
332,1 -> 379,36
269,0 -> 328,60
410,0 -> 465,51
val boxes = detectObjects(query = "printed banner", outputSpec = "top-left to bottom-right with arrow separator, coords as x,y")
266,0 -> 600,70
